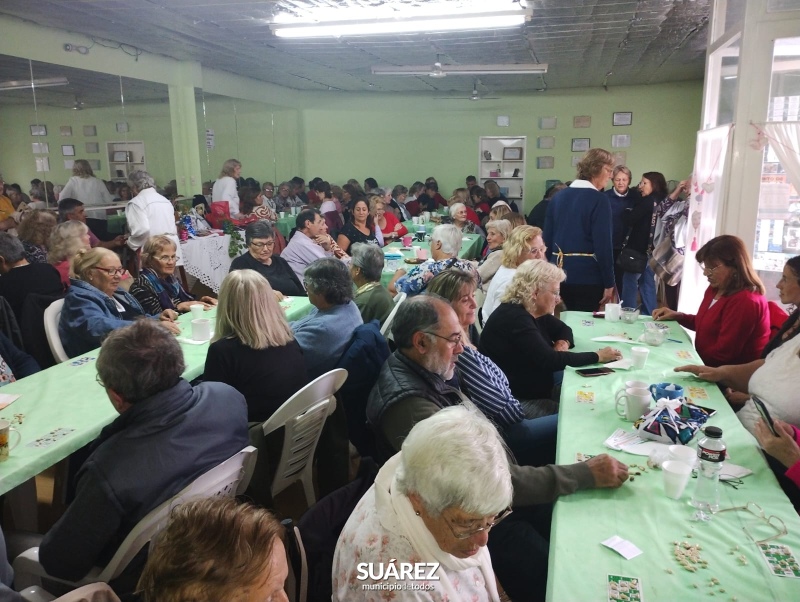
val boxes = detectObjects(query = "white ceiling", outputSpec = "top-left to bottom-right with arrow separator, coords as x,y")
0,0 -> 717,105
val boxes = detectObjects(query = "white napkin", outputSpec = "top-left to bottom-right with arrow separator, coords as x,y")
591,336 -> 637,344
605,358 -> 634,370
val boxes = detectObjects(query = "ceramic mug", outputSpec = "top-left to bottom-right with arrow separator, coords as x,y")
650,382 -> 684,401
401,235 -> 412,247
615,387 -> 652,421
415,230 -> 426,242
0,419 -> 21,462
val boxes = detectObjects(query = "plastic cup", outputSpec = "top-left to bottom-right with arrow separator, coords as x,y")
662,460 -> 693,500
402,235 -> 412,247
279,211 -> 285,218
605,303 -> 621,322
191,318 -> 211,342
416,248 -> 428,260
631,346 -> 649,369
668,445 -> 697,467
190,304 -> 204,320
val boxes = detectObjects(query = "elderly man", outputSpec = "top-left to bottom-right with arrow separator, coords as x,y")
282,208 -> 348,283
39,320 -> 249,588
125,170 -> 182,263
366,295 -> 629,601
57,197 -> 126,250
388,224 -> 477,296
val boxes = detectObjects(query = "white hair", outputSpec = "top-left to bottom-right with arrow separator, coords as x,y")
395,404 -> 512,517
431,224 -> 462,256
449,202 -> 466,219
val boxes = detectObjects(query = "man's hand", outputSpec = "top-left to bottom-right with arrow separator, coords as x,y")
755,419 -> 800,470
674,364 -> 722,382
598,287 -> 616,308
585,454 -> 629,488
314,235 -> 331,251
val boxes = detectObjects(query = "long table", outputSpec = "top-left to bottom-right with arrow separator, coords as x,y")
379,233 -> 484,287
0,297 -> 313,497
546,312 -> 800,601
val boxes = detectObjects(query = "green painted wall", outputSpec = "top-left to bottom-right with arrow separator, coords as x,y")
300,81 -> 703,213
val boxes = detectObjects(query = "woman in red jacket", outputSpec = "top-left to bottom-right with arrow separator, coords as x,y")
369,195 -> 407,244
653,235 -> 769,366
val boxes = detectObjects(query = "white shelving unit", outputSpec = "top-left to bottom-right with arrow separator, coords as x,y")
478,136 -> 527,209
106,141 -> 146,182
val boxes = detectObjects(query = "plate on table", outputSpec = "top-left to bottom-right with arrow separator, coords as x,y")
404,258 -> 425,265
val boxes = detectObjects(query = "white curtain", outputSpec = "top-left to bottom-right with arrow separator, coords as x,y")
762,122 -> 800,195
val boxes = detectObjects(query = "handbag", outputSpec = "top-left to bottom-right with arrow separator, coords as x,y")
649,236 -> 684,286
616,246 -> 647,273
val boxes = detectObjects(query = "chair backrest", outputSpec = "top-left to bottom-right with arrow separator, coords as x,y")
262,369 -> 348,503
93,446 -> 257,583
43,298 -> 69,363
380,292 -> 406,337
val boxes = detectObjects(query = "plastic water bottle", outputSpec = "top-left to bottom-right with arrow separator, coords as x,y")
691,426 -> 726,520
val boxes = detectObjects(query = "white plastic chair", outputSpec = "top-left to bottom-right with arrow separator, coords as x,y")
262,369 -> 348,507
43,299 -> 69,363
14,446 -> 258,592
21,583 -> 120,602
380,292 -> 407,337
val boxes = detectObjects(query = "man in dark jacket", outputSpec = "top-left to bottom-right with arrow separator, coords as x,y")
366,295 -> 629,601
39,320 -> 249,589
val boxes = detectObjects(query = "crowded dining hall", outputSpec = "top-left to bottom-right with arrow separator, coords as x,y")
1,1 -> 800,601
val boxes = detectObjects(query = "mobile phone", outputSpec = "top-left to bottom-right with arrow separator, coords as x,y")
576,367 -> 615,377
752,395 -> 777,436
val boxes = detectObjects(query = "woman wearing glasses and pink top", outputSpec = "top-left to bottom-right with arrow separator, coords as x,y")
59,247 -> 180,358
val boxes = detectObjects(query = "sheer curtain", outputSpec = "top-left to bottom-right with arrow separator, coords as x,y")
763,122 -> 800,193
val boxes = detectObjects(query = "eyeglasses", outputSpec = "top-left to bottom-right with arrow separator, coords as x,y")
424,331 -> 463,348
250,240 -> 275,249
263,188 -> 274,192
156,255 -> 178,263
93,266 -> 125,276
95,373 -> 105,388
701,264 -> 722,275
444,507 -> 513,539
714,501 -> 788,544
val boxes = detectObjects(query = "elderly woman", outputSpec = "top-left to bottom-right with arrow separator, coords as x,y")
449,202 -> 480,235
17,209 -> 57,264
130,235 -> 216,315
58,160 -> 115,206
351,242 -> 394,325
333,405 -> 511,602
338,198 -> 380,252
48,220 -> 92,287
229,221 -> 303,297
543,148 -> 616,312
476,219 -> 511,289
482,226 -> 546,321
427,269 -> 558,466
481,260 -> 620,406
139,497 -> 288,602
275,181 -> 301,211
390,224 -> 478,296
290,257 -> 363,379
211,158 -> 242,216
59,247 -> 179,358
370,194 -> 407,243
654,235 -> 769,366
204,270 -> 308,423
126,170 -> 182,263
389,184 -> 411,220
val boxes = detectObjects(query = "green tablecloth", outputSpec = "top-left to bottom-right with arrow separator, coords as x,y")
546,312 -> 800,601
0,297 -> 313,496
379,234 -> 483,287
106,214 -> 127,234
275,215 -> 296,238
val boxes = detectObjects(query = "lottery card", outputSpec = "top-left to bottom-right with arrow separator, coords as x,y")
577,390 -> 595,404
69,356 -> 96,367
575,452 -> 596,462
26,428 -> 76,449
686,386 -> 709,400
758,543 -> 800,578
675,350 -> 693,360
607,574 -> 642,602
581,320 -> 595,327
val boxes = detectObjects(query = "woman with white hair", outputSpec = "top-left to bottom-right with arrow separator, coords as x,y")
390,224 -> 479,296
211,158 -> 242,216
351,242 -> 394,325
449,202 -> 480,235
59,159 -> 115,206
126,170 -> 182,263
333,405 -> 512,602
477,219 -> 511,290
480,260 -> 620,404
48,220 -> 92,287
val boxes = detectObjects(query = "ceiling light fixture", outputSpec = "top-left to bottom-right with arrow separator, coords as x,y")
0,77 -> 69,91
372,63 -> 547,77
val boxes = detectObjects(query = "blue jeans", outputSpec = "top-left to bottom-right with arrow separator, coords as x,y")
503,414 -> 558,467
621,262 -> 657,314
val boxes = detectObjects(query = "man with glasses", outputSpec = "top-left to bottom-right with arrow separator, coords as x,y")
367,294 -> 629,601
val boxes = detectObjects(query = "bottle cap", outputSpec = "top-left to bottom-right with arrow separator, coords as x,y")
704,426 -> 723,438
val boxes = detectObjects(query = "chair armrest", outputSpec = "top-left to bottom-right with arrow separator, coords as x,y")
19,586 -> 56,602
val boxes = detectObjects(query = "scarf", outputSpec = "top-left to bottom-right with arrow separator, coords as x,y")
141,268 -> 193,311
375,454 -> 500,601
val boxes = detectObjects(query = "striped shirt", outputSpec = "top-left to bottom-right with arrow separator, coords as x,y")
456,345 -> 525,427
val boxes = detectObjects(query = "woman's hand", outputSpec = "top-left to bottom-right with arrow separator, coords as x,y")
673,364 -> 722,382
159,319 -> 182,335
755,419 -> 800,470
652,307 -> 680,321
176,301 -> 213,312
200,296 -> 218,306
598,287 -> 616,308
273,290 -> 286,302
553,339 -> 570,352
159,309 -> 179,322
596,346 -> 621,363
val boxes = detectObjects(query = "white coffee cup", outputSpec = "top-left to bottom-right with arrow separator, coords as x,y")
191,318 -> 211,342
668,444 -> 697,468
279,211 -> 286,218
412,216 -> 420,225
190,304 -> 205,320
615,387 -> 652,421
605,303 -> 621,322
662,460 -> 693,500
0,419 -> 22,462
624,380 -> 649,390
631,346 -> 650,369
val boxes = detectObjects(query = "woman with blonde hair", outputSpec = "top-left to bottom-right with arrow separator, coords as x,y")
58,159 -> 115,206
48,220 -> 92,287
369,194 -> 407,243
480,259 -> 620,404
17,209 -> 57,264
476,219 -> 511,289
211,158 -> 242,216
204,269 -> 308,423
482,225 -> 546,320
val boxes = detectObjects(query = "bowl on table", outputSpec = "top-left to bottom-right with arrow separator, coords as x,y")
643,328 -> 666,346
620,307 -> 640,324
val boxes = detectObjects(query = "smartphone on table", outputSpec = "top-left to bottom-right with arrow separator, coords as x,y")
576,367 -> 615,377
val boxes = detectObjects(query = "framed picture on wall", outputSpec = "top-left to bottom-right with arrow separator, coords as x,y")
30,125 -> 47,136
83,125 -> 97,136
573,115 -> 591,128
571,138 -> 590,152
32,142 -> 49,154
88,159 -> 101,171
613,112 -> 633,126
116,122 -> 129,133
35,157 -> 50,172
62,144 -> 75,156
611,134 -> 631,148
539,116 -> 557,130
537,136 -> 555,149
537,156 -> 555,169
85,142 -> 99,153
60,126 -> 72,136
113,151 -> 131,162
503,147 -> 524,160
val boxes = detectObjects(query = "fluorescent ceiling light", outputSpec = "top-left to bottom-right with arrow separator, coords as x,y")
271,11 -> 527,38
0,77 -> 69,91
372,63 -> 548,77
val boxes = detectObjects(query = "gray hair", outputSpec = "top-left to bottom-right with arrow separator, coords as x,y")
484,219 -> 511,242
395,404 -> 512,517
48,220 -> 89,263
244,220 -> 274,246
391,295 -> 448,350
304,257 -> 353,305
219,159 -> 241,178
0,233 -> 26,264
350,243 -> 384,282
128,170 -> 155,192
431,224 -> 462,256
448,202 -> 466,219
96,320 -> 185,404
